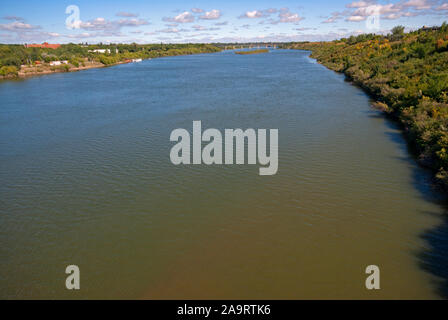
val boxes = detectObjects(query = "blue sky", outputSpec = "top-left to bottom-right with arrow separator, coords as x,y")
1,0 -> 447,43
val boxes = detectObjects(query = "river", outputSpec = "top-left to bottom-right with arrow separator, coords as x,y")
0,49 -> 447,299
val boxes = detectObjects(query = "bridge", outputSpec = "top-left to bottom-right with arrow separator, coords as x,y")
214,43 -> 282,50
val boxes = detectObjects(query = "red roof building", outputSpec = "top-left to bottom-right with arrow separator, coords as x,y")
25,42 -> 61,49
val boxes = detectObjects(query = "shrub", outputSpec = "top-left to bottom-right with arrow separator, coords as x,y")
0,65 -> 18,76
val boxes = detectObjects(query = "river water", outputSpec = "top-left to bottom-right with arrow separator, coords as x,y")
0,49 -> 447,299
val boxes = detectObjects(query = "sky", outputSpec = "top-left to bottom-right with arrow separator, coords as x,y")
0,0 -> 447,44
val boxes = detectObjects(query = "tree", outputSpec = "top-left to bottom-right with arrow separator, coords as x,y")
390,25 -> 405,41
392,25 -> 405,36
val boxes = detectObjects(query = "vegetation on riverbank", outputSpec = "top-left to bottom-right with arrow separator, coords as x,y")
235,49 -> 269,55
282,23 -> 448,189
0,43 -> 221,78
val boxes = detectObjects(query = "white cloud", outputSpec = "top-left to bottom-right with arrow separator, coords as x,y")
163,11 -> 195,23
192,25 -> 207,31
278,8 -> 304,23
0,21 -> 40,31
191,8 -> 204,13
242,10 -> 264,18
331,0 -> 442,23
0,19 -> 61,43
117,18 -> 149,27
156,27 -> 188,33
346,1 -> 376,9
437,3 -> 448,11
239,7 -> 303,24
0,21 -> 62,42
79,17 -> 149,31
322,17 -> 336,23
296,27 -> 317,31
192,25 -> 220,32
404,0 -> 432,10
79,18 -> 109,30
347,15 -> 366,21
199,9 -> 221,20
65,32 -> 92,39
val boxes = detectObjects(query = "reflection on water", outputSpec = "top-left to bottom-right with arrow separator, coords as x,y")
0,49 -> 447,299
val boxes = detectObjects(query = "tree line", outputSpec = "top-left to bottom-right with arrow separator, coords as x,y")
0,43 -> 221,76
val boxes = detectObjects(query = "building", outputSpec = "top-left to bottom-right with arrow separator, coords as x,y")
89,48 -> 119,54
421,25 -> 441,31
49,61 -> 68,66
25,42 -> 61,49
89,49 -> 109,54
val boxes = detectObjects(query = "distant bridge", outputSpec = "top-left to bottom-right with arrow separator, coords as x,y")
214,43 -> 281,50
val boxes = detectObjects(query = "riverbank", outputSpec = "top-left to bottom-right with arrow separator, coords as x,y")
283,24 -> 448,191
0,43 -> 221,80
15,60 -> 105,78
0,59 -> 143,80
235,49 -> 269,55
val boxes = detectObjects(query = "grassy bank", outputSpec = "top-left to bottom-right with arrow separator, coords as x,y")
0,43 -> 221,79
283,24 -> 448,190
235,49 -> 269,55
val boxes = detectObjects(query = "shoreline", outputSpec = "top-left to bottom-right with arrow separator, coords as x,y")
0,49 -> 222,81
235,49 -> 269,55
299,49 -> 448,192
1,59 -> 142,80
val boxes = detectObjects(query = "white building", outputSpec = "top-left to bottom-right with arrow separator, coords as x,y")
49,61 -> 68,66
90,49 -> 108,54
89,49 -> 119,54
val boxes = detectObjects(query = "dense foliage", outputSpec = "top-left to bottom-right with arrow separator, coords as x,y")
283,23 -> 448,188
0,43 -> 221,76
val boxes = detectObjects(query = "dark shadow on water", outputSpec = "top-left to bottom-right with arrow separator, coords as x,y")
371,110 -> 448,298
419,211 -> 448,298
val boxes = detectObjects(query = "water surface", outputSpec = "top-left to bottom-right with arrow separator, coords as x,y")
0,50 -> 446,299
